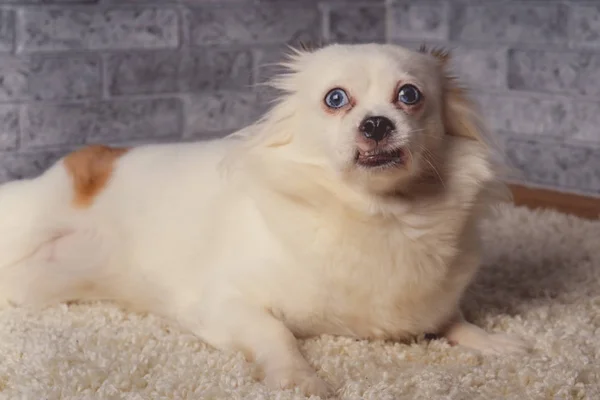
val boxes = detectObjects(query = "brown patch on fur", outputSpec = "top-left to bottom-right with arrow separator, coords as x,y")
63,144 -> 129,208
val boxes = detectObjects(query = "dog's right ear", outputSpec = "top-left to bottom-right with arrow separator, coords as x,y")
298,41 -> 319,53
297,37 -> 328,53
419,44 -> 513,202
419,45 -> 488,146
419,45 -> 451,66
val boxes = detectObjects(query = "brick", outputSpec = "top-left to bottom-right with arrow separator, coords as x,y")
253,46 -> 290,86
484,94 -> 600,143
109,50 -> 253,96
389,41 -> 506,90
473,93 -> 600,143
185,0 -> 379,2
450,3 -> 568,44
187,4 -> 321,46
181,49 -> 252,92
389,2 -> 449,41
450,46 -> 507,90
0,106 -> 18,151
0,1 -> 98,3
570,4 -> 600,47
107,52 -> 179,96
474,94 -> 568,137
101,0 -> 173,3
22,98 -> 182,148
0,10 -> 14,52
570,103 -> 600,143
18,8 -> 179,52
328,5 -> 385,43
185,91 -> 262,137
508,49 -> 600,97
0,55 -> 100,102
0,150 -> 64,182
505,138 -> 600,194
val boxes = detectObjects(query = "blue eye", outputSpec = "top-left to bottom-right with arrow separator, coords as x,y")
397,84 -> 421,105
324,88 -> 350,109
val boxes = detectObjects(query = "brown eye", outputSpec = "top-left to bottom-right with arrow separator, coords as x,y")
397,84 -> 421,105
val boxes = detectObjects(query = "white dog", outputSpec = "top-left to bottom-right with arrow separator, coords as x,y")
0,43 -> 528,397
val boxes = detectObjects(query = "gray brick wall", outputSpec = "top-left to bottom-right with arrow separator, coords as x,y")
0,0 -> 598,197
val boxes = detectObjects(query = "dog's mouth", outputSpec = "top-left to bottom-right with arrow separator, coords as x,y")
355,148 -> 405,168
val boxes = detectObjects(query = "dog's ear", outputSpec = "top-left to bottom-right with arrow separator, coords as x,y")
420,45 -> 487,145
420,45 -> 451,66
297,40 -> 320,53
299,42 -> 311,52
420,45 -> 513,202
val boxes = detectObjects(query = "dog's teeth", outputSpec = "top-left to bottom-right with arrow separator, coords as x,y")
362,151 -> 381,157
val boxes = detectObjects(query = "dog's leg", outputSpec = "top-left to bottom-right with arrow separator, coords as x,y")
195,301 -> 332,397
440,311 -> 530,355
0,224 -> 115,308
0,169 -> 116,308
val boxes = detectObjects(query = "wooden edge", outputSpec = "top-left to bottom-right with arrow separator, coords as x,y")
508,183 -> 600,220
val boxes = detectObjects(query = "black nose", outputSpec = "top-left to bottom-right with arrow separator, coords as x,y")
359,116 -> 395,142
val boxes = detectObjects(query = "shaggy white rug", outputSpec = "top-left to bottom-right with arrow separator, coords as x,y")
0,204 -> 598,400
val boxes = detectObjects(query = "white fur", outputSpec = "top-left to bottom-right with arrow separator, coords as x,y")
0,44 -> 528,398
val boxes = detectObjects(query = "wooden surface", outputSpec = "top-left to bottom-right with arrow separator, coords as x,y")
509,184 -> 600,220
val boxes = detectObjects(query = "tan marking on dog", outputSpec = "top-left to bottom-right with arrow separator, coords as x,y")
63,144 -> 129,207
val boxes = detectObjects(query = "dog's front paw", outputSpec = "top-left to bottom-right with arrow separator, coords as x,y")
475,333 -> 531,355
265,366 -> 333,398
443,317 -> 531,355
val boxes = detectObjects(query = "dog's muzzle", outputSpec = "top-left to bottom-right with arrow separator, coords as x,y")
355,116 -> 404,168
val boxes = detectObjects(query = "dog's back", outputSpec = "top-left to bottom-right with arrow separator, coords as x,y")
0,138 -> 242,314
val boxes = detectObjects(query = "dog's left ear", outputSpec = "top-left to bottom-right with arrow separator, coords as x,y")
297,40 -> 320,53
420,46 -> 487,145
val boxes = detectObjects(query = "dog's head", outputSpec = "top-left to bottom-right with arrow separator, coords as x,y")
245,43 -> 488,195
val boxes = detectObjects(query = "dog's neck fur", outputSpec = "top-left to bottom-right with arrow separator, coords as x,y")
232,131 -> 498,226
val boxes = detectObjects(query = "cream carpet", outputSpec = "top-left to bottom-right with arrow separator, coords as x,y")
0,204 -> 599,400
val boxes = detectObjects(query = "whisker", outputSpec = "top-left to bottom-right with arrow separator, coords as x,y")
413,144 -> 446,189
390,129 -> 446,188
422,155 -> 446,189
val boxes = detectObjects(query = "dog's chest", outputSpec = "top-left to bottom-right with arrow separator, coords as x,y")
277,216 -> 464,340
